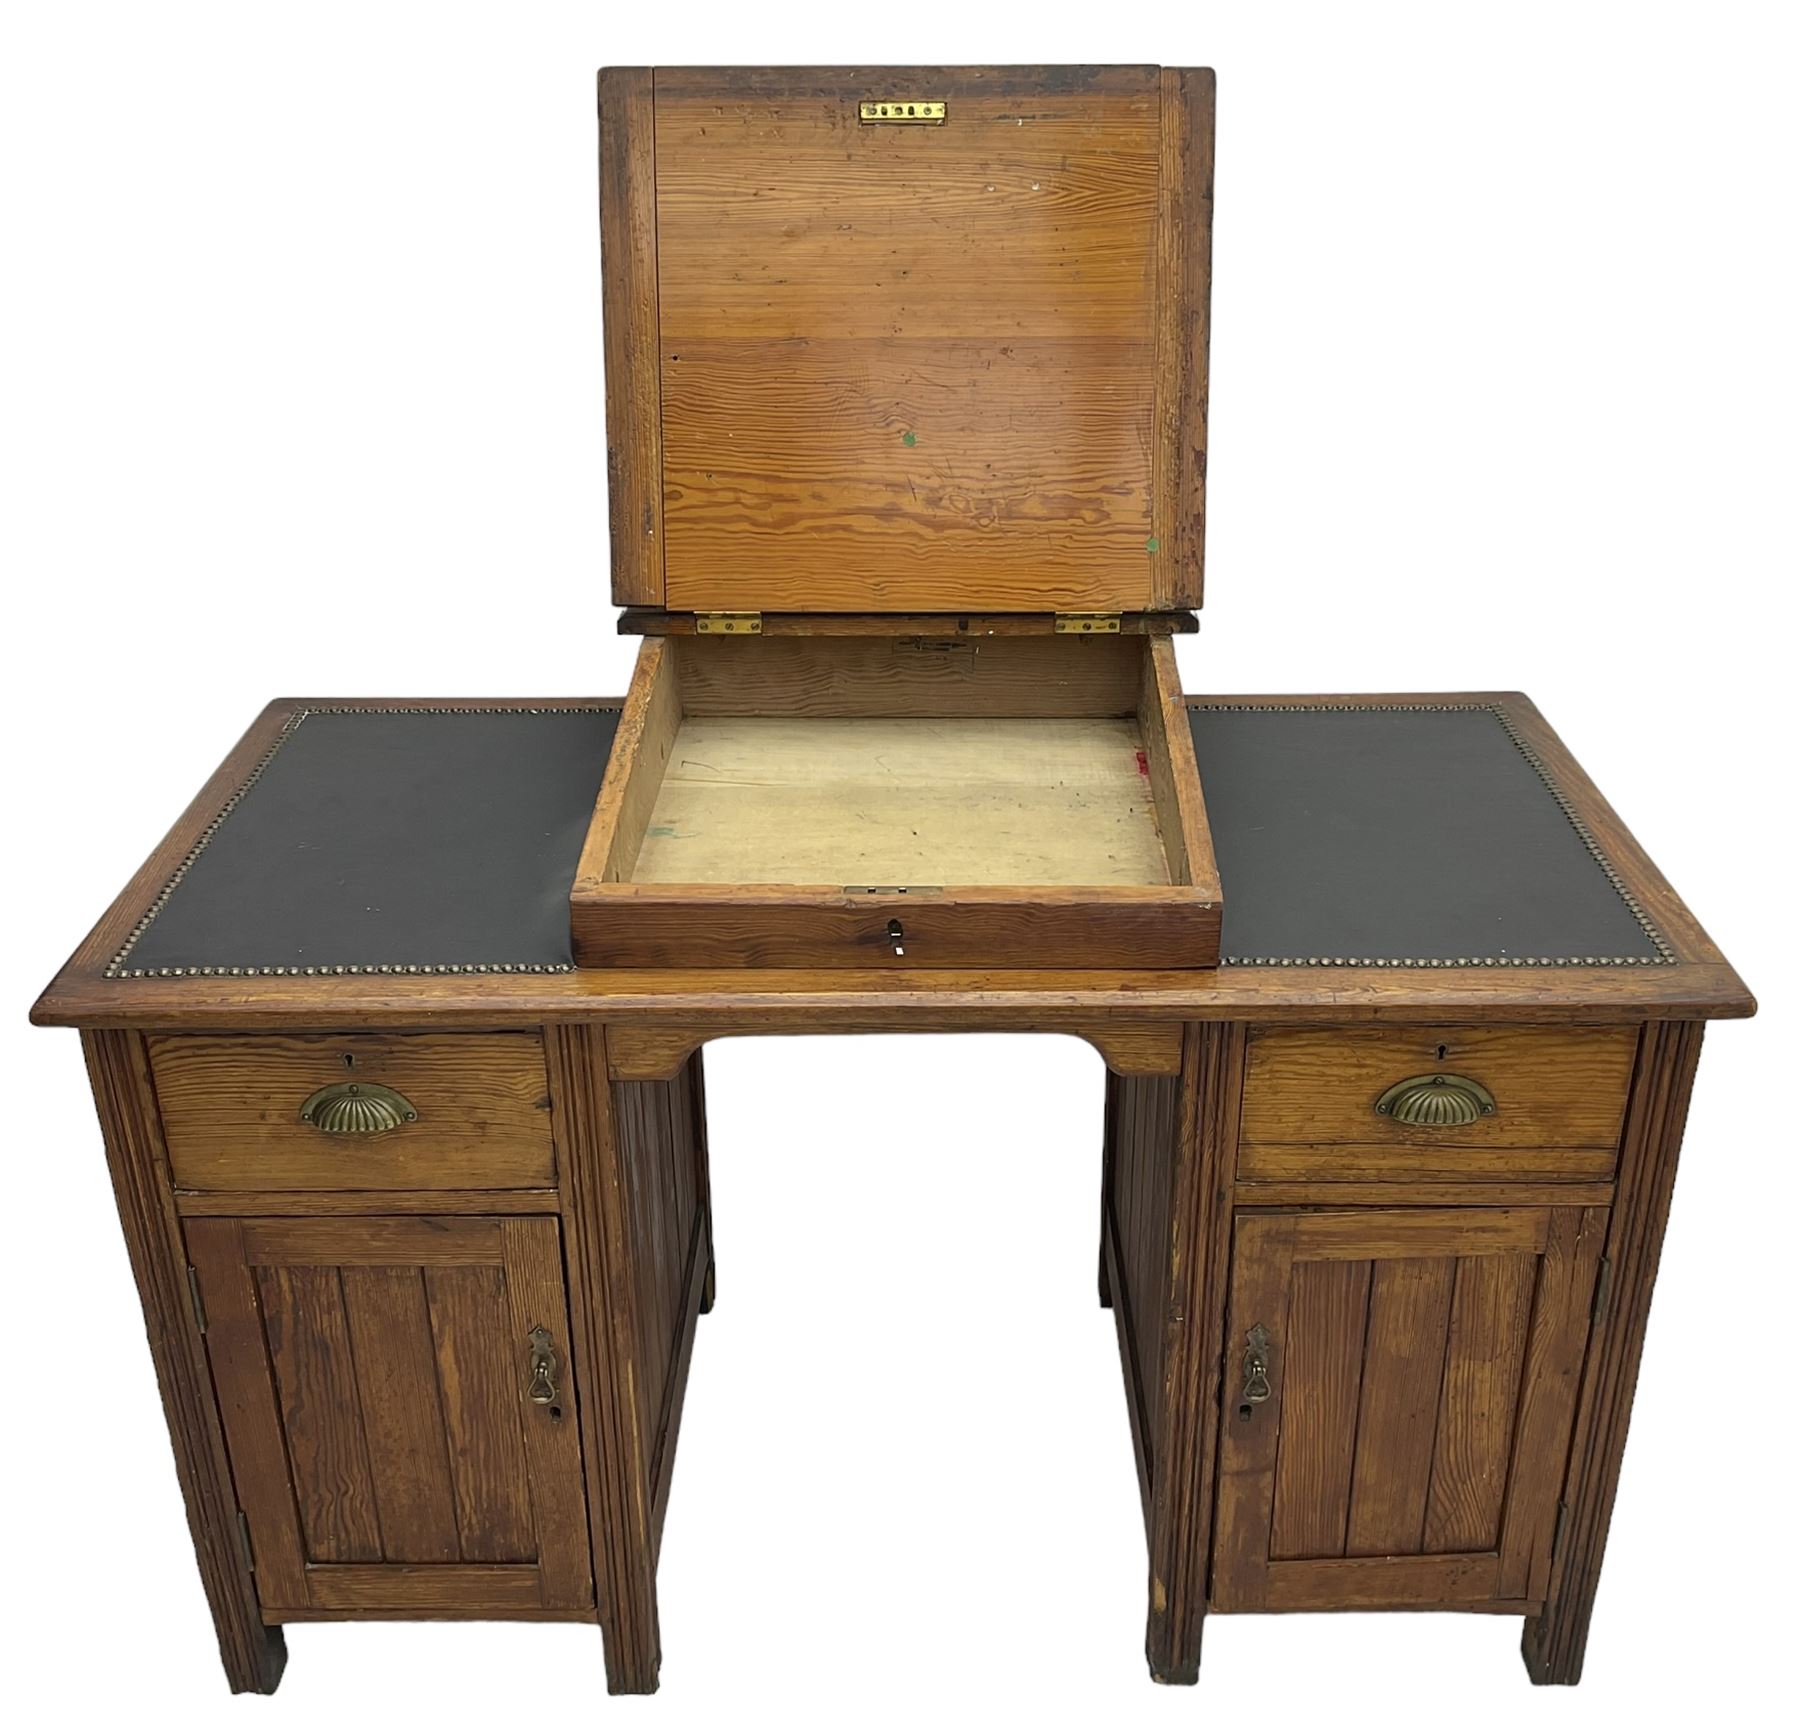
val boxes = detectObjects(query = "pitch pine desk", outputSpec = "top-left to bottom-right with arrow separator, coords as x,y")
31,691 -> 1752,1696
29,61 -> 1755,1704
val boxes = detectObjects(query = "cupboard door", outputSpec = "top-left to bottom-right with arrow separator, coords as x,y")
1212,1208 -> 1604,1613
187,1216 -> 591,1616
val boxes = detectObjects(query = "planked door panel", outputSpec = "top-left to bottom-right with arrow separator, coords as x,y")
1343,1257 -> 1455,1556
256,1263 -> 383,1563
1212,1207 -> 1604,1613
424,1264 -> 538,1562
1269,1258 -> 1370,1560
188,1215 -> 591,1616
1420,1254 -> 1536,1553
337,1265 -> 463,1562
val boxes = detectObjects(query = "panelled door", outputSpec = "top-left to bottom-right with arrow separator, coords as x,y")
188,1216 -> 591,1617
1212,1208 -> 1604,1613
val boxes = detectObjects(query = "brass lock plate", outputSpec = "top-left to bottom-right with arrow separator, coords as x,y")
858,100 -> 946,125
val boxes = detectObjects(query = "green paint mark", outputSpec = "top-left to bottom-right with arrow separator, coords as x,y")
901,430 -> 917,447
1145,536 -> 1161,554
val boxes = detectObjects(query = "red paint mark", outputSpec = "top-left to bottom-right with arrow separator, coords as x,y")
1135,750 -> 1150,777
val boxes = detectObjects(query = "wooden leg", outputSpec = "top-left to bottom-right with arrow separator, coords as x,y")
691,1046 -> 716,1315
81,1031 -> 288,1695
1144,1024 -> 1244,1685
546,1025 -> 662,1694
549,1027 -> 716,1693
1098,1069 -> 1116,1309
1523,1022 -> 1703,1686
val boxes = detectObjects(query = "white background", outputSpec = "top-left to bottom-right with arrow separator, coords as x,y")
3,3 -> 1796,1727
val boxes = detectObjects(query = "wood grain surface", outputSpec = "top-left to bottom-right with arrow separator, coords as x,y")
649,67 -> 1166,613
667,632 -> 1151,719
1524,1022 -> 1705,1682
150,1033 -> 554,1190
1101,1069 -> 1181,1510
572,883 -> 1221,972
612,1060 -> 710,1549
599,67 -> 663,604
604,1017 -> 1184,1082
80,1031 -> 288,1691
1240,1024 -> 1637,1156
573,632 -> 1220,970
615,608 -> 1198,636
1150,68 -> 1214,606
632,716 -> 1174,887
1342,1258 -> 1455,1555
545,1026 -> 679,1692
1212,1205 -> 1602,1615
1142,1023 -> 1245,1682
187,1213 -> 591,1614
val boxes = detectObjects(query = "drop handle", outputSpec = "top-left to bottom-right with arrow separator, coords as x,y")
1239,1324 -> 1272,1418
526,1327 -> 559,1407
887,918 -> 905,957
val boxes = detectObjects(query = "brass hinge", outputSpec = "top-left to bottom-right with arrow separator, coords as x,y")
1591,1255 -> 1614,1327
186,1265 -> 207,1334
858,100 -> 946,125
235,1510 -> 256,1575
1054,612 -> 1121,635
1550,1499 -> 1569,1563
695,611 -> 762,636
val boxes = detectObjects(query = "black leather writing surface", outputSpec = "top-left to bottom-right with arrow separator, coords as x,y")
1187,704 -> 1669,967
113,707 -> 619,977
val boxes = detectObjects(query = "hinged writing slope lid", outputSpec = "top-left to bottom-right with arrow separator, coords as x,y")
600,65 -> 1215,616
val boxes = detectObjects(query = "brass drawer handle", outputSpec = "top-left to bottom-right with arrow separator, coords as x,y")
1373,1073 -> 1497,1128
298,1080 -> 418,1135
526,1326 -> 559,1407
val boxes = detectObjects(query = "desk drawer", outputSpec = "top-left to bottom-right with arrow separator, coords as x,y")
150,1033 -> 555,1191
569,633 -> 1222,971
1238,1025 -> 1637,1184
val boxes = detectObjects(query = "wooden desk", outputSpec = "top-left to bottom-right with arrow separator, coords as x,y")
31,692 -> 1751,1696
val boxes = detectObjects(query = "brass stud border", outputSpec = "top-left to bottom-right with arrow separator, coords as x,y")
1188,701 -> 1677,969
108,699 -> 1677,979
104,705 -> 620,979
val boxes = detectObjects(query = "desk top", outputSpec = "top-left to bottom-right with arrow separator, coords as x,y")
31,692 -> 1751,1029
110,706 -> 619,980
1190,704 -> 1667,969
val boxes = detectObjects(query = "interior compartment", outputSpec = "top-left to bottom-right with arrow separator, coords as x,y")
571,633 -> 1220,970
635,717 -> 1171,888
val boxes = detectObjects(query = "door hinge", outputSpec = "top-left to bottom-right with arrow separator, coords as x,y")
1054,612 -> 1121,635
186,1265 -> 207,1334
695,611 -> 762,636
235,1510 -> 256,1575
1550,1499 -> 1569,1563
1591,1255 -> 1614,1327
